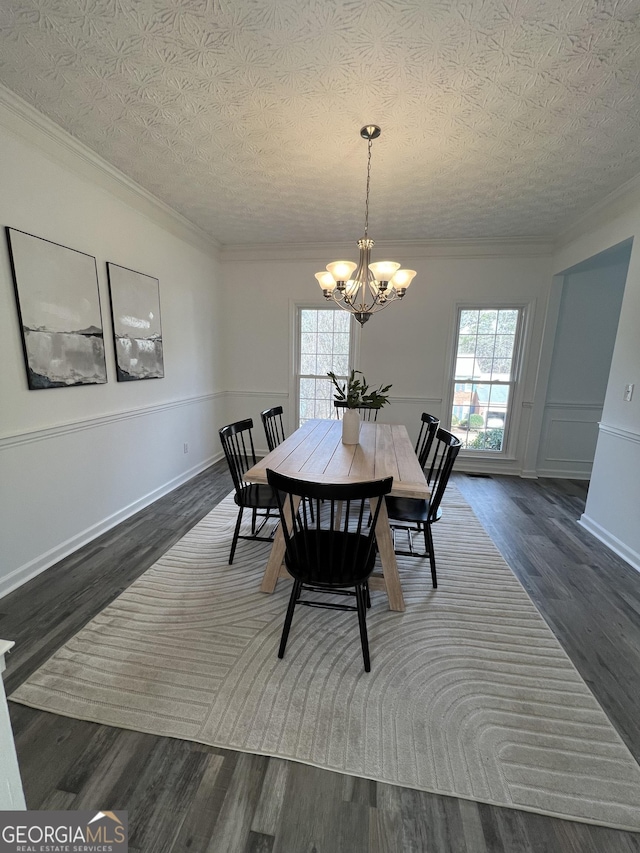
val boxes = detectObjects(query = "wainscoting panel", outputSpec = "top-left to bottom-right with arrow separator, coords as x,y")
537,402 -> 602,478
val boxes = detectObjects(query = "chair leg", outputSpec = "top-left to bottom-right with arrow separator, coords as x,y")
251,508 -> 257,535
425,523 -> 437,588
229,507 -> 244,565
278,579 -> 302,659
365,582 -> 371,609
355,584 -> 371,672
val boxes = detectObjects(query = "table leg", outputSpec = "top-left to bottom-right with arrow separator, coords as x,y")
260,495 -> 300,593
371,497 -> 406,612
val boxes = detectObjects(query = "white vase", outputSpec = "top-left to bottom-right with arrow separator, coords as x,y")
342,408 -> 360,444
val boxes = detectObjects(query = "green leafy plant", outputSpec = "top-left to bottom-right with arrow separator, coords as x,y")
469,428 -> 504,451
327,370 -> 392,409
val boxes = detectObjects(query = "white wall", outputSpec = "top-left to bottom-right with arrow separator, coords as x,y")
0,100 -> 225,597
536,246 -> 629,478
553,192 -> 640,571
220,243 -> 553,472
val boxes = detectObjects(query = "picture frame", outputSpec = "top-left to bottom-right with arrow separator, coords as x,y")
106,262 -> 164,381
6,227 -> 108,390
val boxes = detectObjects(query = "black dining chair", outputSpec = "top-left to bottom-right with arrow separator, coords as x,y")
415,412 -> 440,470
385,428 -> 462,588
266,469 -> 393,672
219,419 -> 280,564
334,400 -> 379,422
261,406 -> 286,452
261,406 -> 316,521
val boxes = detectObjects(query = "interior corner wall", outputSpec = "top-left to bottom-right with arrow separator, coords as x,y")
553,206 -> 640,572
220,249 -> 552,472
536,253 -> 628,479
0,117 -> 225,598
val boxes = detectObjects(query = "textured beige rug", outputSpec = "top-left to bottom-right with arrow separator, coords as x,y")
11,489 -> 640,831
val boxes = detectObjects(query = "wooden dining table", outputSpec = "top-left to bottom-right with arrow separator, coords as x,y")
243,418 -> 431,612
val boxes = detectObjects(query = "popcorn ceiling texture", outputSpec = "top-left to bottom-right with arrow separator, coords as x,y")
1,0 -> 639,244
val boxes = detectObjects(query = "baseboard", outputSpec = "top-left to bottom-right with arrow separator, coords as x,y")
536,468 -> 592,480
456,459 -> 522,476
578,514 -> 640,574
0,452 -> 223,600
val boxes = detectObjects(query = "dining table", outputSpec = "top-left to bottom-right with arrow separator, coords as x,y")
243,418 -> 431,612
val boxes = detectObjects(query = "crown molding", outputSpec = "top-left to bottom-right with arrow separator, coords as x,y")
219,236 -> 554,263
556,171 -> 640,249
0,84 -> 220,260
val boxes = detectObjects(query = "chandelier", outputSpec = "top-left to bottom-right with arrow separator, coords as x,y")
315,125 -> 416,326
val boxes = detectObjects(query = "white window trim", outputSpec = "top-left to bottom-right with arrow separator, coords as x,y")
443,302 -> 531,458
288,301 -> 361,433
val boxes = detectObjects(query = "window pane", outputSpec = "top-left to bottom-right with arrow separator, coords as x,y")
457,333 -> 476,354
300,378 -> 316,398
317,311 -> 334,332
455,354 -> 476,380
300,332 -> 316,354
459,310 -> 478,334
300,310 -> 316,332
315,398 -> 333,419
333,333 -> 350,354
317,334 -> 332,355
316,352 -> 334,374
315,377 -> 333,399
334,312 -> 351,333
477,310 -> 498,334
300,353 -> 316,374
332,354 -> 349,375
490,358 -> 511,379
497,310 -> 518,334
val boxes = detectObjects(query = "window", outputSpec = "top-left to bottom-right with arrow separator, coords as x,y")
450,307 -> 523,452
296,308 -> 353,426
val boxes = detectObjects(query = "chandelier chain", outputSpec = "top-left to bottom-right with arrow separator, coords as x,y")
364,136 -> 373,238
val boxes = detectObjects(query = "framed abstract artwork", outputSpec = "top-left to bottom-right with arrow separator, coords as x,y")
106,263 -> 164,381
6,227 -> 107,389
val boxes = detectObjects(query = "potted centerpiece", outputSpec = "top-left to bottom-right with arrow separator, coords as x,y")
327,370 -> 392,444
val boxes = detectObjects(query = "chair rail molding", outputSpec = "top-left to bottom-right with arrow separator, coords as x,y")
598,422 -> 640,445
544,400 -> 605,410
0,392 -> 224,450
225,390 -> 289,399
388,395 -> 443,406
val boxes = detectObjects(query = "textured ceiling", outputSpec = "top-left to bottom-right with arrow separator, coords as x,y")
1,0 -> 640,245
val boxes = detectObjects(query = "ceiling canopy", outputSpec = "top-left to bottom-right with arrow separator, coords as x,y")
1,0 -> 639,245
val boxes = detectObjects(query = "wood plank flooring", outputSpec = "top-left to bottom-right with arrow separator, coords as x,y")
3,464 -> 640,852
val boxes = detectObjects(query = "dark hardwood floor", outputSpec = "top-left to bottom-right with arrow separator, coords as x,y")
3,463 -> 640,852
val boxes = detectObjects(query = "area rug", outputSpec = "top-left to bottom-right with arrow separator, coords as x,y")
11,489 -> 640,832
